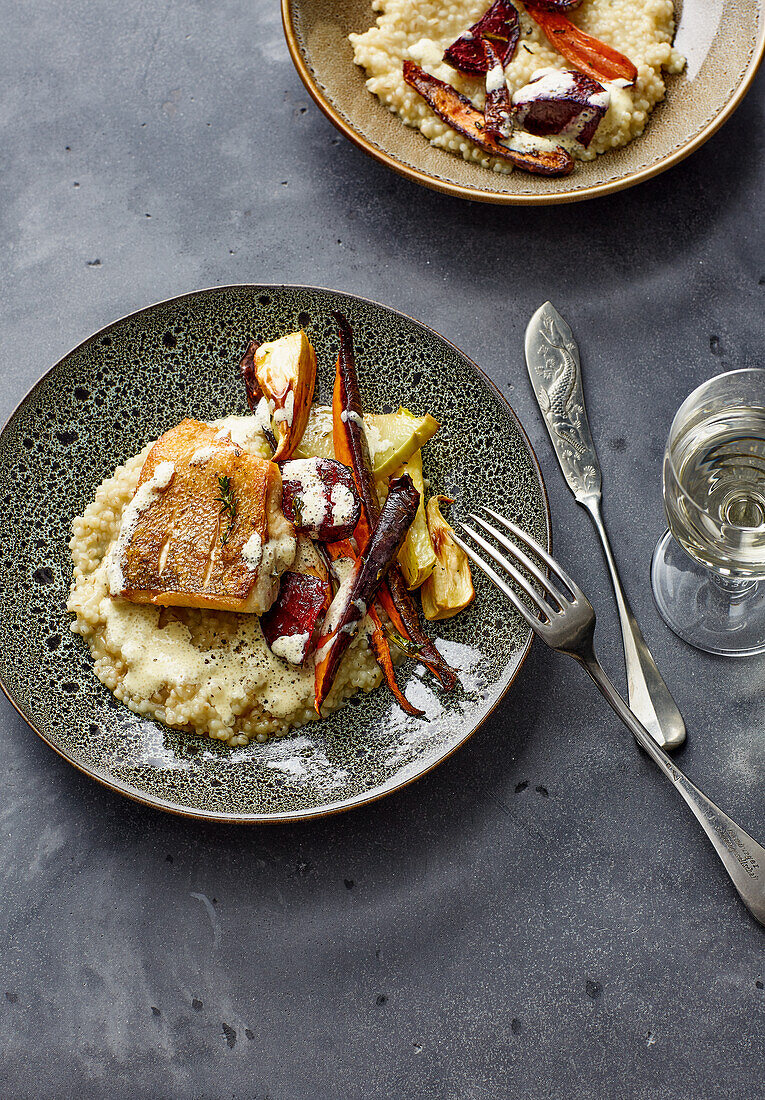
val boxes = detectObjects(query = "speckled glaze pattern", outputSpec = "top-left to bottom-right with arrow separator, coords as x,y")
283,0 -> 765,204
0,285 -> 549,822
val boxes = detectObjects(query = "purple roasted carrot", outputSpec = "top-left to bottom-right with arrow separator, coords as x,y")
314,473 -> 419,712
331,311 -> 458,690
482,38 -> 512,139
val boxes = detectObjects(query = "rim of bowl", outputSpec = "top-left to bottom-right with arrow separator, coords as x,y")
281,0 -> 765,206
0,282 -> 551,824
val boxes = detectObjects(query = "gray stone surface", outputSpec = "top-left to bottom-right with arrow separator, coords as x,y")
1,3 -> 764,1097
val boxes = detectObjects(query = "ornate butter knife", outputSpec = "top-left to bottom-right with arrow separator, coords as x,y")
525,301 -> 686,750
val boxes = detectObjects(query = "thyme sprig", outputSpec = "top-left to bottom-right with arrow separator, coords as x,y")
381,622 -> 428,662
216,475 -> 237,545
290,495 -> 304,529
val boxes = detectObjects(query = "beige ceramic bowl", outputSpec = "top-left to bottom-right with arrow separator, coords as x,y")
282,0 -> 765,204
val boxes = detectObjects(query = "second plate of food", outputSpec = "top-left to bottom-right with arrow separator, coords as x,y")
282,0 -> 765,204
0,284 -> 549,822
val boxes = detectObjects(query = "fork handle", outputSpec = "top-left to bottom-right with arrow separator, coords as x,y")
581,496 -> 686,750
579,649 -> 765,927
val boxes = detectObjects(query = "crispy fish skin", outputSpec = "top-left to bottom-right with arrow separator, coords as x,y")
402,61 -> 574,177
118,418 -> 294,614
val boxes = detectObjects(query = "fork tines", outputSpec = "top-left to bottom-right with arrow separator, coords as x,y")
453,507 -> 581,634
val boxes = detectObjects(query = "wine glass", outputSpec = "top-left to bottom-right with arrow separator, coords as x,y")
651,368 -> 765,656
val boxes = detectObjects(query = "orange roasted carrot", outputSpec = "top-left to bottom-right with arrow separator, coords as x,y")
324,538 -> 357,562
524,3 -> 638,84
367,607 -> 424,717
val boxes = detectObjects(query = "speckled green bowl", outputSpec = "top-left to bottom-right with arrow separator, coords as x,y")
0,285 -> 549,822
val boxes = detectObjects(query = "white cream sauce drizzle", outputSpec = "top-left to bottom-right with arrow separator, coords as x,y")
510,69 -> 615,149
189,446 -> 215,466
106,460 -> 175,595
254,397 -> 273,438
485,63 -> 506,95
270,632 -> 310,665
273,391 -> 295,427
241,531 -> 263,572
281,458 -> 330,527
330,482 -> 356,526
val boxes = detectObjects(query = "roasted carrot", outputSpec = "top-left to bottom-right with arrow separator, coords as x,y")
323,540 -> 424,716
331,312 -> 458,691
314,474 -> 420,712
481,38 -> 513,140
331,312 -> 376,546
367,606 -> 425,717
402,62 -> 574,177
524,3 -> 638,84
323,538 -> 357,562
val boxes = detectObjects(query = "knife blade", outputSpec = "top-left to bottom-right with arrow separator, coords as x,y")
525,301 -> 601,503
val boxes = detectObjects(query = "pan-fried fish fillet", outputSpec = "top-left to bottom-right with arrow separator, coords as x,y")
107,418 -> 296,614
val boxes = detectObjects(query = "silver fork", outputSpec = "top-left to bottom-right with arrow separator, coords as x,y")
454,507 -> 765,928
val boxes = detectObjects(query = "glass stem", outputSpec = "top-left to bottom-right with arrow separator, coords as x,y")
708,572 -> 758,631
709,573 -> 758,599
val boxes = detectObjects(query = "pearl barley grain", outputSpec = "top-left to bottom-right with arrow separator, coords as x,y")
349,0 -> 685,170
67,430 -> 382,747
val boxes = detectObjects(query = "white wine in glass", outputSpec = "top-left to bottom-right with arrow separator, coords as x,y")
652,369 -> 765,655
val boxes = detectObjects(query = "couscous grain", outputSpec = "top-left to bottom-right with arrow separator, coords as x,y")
349,0 -> 685,171
67,423 -> 382,748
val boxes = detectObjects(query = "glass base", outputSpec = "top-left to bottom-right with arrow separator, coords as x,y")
651,530 -> 765,656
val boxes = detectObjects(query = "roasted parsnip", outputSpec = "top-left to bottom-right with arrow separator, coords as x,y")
239,330 -> 317,461
421,496 -> 475,621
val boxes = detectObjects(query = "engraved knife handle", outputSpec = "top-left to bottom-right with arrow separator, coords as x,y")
583,496 -> 686,750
